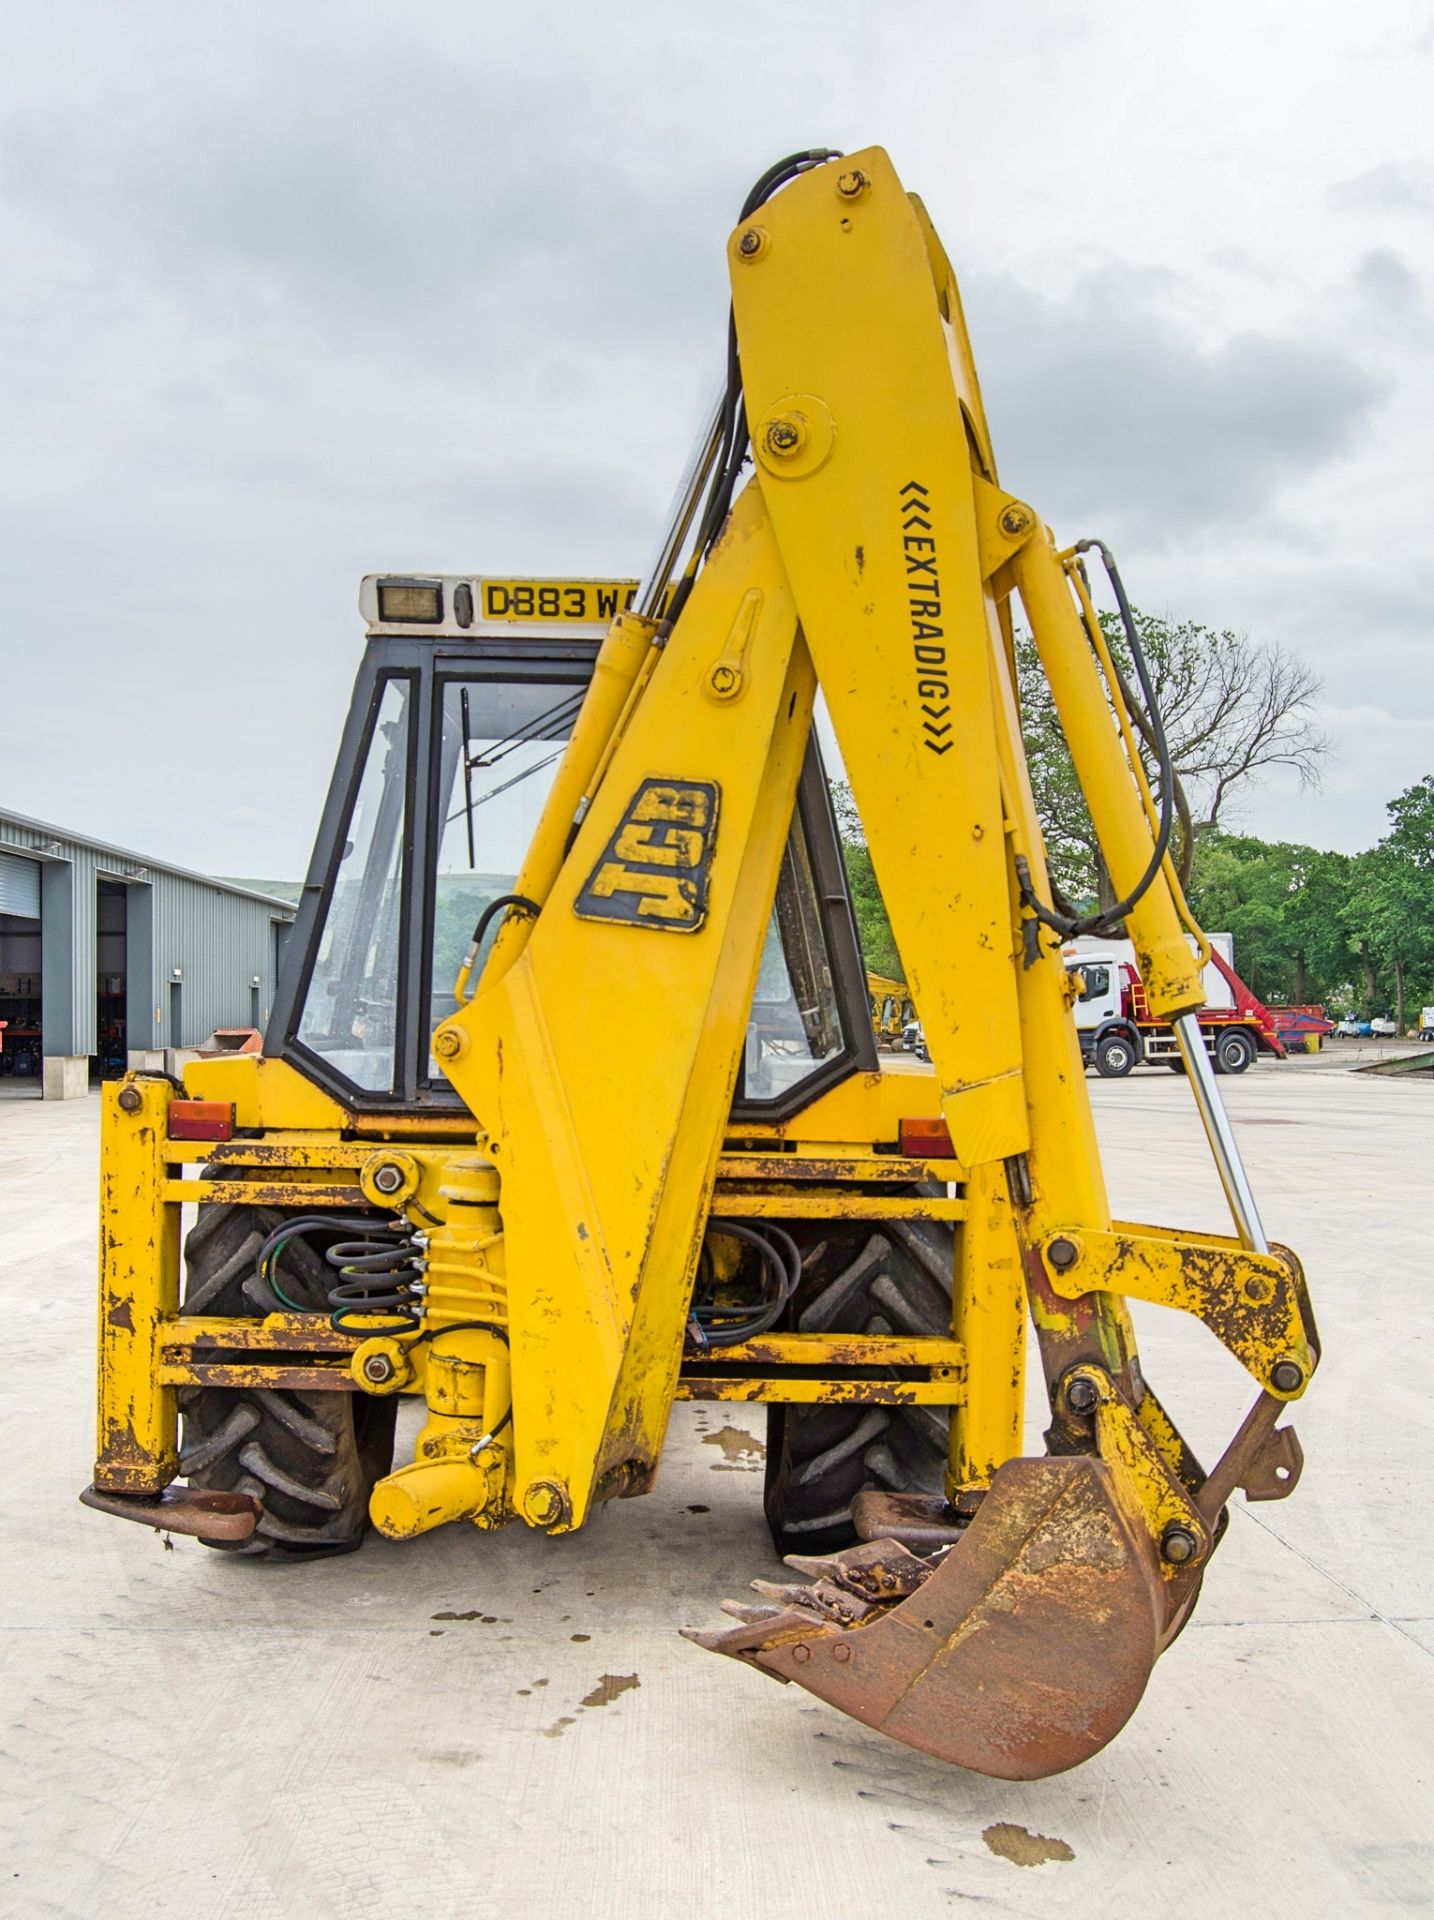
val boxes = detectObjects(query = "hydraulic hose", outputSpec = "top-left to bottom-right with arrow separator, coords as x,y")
1017,537 -> 1176,941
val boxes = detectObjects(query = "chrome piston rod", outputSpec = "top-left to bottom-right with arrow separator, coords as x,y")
1173,1012 -> 1269,1254
635,382 -> 726,618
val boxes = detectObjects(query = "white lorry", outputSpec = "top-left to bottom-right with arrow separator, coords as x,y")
1064,932 -> 1285,1077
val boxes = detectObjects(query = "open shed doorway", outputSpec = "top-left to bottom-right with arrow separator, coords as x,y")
96,881 -> 127,1080
0,909 -> 43,1091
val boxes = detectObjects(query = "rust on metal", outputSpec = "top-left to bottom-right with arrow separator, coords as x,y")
711,1188 -> 965,1221
350,1113 -> 477,1140
851,1488 -> 966,1552
156,1362 -> 357,1392
784,1537 -> 933,1601
677,1328 -> 964,1404
162,1179 -> 366,1208
160,1314 -> 363,1353
197,1142 -> 365,1169
685,1331 -> 963,1371
675,1378 -> 956,1405
715,1153 -> 956,1184
1196,1391 -> 1306,1523
687,1455 -> 1167,1780
1042,1223 -> 1319,1394
92,1416 -> 169,1494
79,1483 -> 261,1541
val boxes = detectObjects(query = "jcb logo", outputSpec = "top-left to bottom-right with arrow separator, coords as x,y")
576,779 -> 720,932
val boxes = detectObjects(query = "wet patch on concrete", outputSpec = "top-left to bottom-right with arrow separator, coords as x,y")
580,1672 -> 640,1709
542,1672 -> 641,1736
702,1425 -> 765,1470
981,1821 -> 1075,1868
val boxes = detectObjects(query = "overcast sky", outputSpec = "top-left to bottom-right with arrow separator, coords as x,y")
2,2 -> 1430,879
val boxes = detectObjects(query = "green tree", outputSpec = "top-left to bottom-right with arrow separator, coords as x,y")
1283,847 -> 1359,1005
1185,833 -> 1356,1005
1349,778 -> 1434,1029
830,781 -> 901,979
1016,610 -> 1330,907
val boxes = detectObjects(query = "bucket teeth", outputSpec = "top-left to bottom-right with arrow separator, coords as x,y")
684,1543 -> 918,1656
719,1600 -> 785,1624
680,1605 -> 833,1659
782,1536 -> 933,1602
750,1577 -> 874,1625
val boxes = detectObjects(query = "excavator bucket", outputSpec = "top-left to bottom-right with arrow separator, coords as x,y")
686,1455 -> 1170,1780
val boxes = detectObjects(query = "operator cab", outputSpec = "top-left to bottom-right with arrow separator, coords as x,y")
268,574 -> 876,1115
1066,956 -> 1121,1029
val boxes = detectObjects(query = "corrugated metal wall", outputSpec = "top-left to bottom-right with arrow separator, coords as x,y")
0,811 -> 294,1056
0,850 -> 40,916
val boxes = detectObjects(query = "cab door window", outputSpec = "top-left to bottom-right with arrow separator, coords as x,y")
296,677 -> 411,1091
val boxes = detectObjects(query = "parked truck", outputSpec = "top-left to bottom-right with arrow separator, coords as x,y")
1066,933 -> 1286,1077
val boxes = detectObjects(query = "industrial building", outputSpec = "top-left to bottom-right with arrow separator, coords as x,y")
0,808 -> 295,1098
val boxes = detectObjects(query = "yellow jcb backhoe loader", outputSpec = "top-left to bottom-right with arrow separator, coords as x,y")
84,147 -> 1318,1781
866,973 -> 914,1047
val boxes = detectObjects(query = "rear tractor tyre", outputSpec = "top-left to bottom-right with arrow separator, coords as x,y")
763,1220 -> 953,1559
178,1201 -> 397,1559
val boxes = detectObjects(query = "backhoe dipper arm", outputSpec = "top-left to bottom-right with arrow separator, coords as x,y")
428,147 -> 1316,1777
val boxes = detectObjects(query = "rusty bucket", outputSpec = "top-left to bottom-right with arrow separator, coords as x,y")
686,1454 -> 1169,1780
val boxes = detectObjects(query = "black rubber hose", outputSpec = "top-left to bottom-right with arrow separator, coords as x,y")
470,892 -> 541,949
1019,538 -> 1175,941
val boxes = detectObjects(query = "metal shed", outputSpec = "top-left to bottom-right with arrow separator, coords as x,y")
0,808 -> 294,1098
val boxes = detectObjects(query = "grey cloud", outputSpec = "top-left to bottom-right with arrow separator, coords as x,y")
964,265 -> 1389,545
1330,161 -> 1431,214
0,22 -> 725,368
1351,246 -> 1422,315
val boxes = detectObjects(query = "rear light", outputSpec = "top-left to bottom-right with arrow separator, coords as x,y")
168,1100 -> 235,1142
898,1116 -> 955,1159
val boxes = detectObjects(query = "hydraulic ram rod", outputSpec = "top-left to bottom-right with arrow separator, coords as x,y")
1173,1013 -> 1269,1253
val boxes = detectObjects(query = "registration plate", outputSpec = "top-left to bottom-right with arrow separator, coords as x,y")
481,579 -> 640,624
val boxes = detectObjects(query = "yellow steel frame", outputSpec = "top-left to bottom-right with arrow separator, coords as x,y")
92,147 -> 1315,1570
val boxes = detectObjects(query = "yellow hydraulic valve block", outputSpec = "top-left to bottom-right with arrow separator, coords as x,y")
366,1159 -> 512,1539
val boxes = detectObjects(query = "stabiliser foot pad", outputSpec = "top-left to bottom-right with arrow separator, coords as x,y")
686,1454 -> 1168,1780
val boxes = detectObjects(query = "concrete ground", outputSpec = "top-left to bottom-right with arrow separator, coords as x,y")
2,1063 -> 1431,1918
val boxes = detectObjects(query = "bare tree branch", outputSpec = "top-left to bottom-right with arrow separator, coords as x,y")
1014,610 -> 1332,906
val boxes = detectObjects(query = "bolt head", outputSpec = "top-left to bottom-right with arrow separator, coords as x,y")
1066,1374 -> 1099,1415
433,1028 -> 462,1062
362,1353 -> 396,1385
1161,1524 -> 1199,1565
836,168 -> 870,199
792,1643 -> 812,1664
372,1161 -> 404,1195
1244,1274 -> 1273,1303
999,503 -> 1034,537
764,416 -> 804,455
1271,1360 -> 1304,1394
117,1086 -> 143,1114
1048,1235 -> 1080,1272
522,1480 -> 569,1529
737,227 -> 763,256
709,665 -> 738,695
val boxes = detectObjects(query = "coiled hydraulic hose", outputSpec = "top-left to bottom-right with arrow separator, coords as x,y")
251,1213 -> 423,1333
686,1218 -> 803,1349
